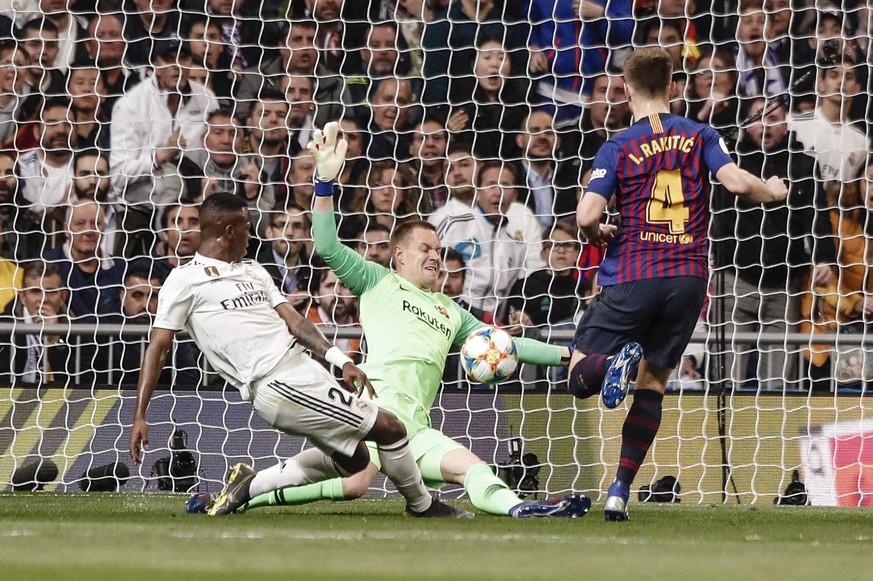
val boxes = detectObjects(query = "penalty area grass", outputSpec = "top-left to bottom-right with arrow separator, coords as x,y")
0,493 -> 872,581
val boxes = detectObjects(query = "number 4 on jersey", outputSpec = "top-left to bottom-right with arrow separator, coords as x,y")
646,169 -> 689,234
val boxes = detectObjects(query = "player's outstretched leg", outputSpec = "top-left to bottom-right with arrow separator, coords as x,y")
509,493 -> 592,518
604,480 -> 631,521
209,463 -> 256,516
368,410 -> 473,519
601,342 -> 643,408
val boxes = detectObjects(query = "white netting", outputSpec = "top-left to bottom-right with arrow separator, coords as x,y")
0,0 -> 871,506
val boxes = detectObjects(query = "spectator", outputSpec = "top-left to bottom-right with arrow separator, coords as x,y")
363,76 -> 416,162
243,90 -> 293,198
17,1 -> 88,74
0,43 -> 31,147
368,0 -> 440,76
639,18 -> 685,72
572,0 -> 634,94
70,149 -> 118,257
233,20 -> 342,126
193,108 -> 275,237
343,21 -> 412,105
151,202 -> 200,281
505,220 -> 584,334
763,0 -> 791,68
514,108 -> 577,227
685,47 -> 740,130
300,0 -> 354,75
634,0 -> 704,66
335,116 -> 370,203
353,222 -> 391,268
791,8 -> 866,113
562,72 -> 630,174
110,43 -> 218,256
428,141 -> 478,225
0,237 -> 20,311
42,199 -> 124,322
800,169 -> 873,390
123,0 -> 181,67
199,0 -> 282,71
735,0 -> 787,98
421,0 -> 530,106
0,149 -> 42,261
111,265 -> 200,385
445,141 -> 477,206
287,152 -> 317,211
410,115 -> 449,209
438,247 -> 489,320
448,38 -> 529,160
16,17 -> 66,96
524,0 -> 585,124
84,13 -> 140,119
712,99 -> 835,391
0,259 -> 71,385
306,267 -> 361,362
431,161 -> 545,314
255,201 -> 312,309
789,54 -> 867,187
281,74 -> 316,153
15,96 -> 75,221
183,15 -> 234,100
344,160 -> 428,238
67,58 -> 109,151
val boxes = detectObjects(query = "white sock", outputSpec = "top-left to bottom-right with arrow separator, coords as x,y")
378,438 -> 432,513
249,448 -> 347,498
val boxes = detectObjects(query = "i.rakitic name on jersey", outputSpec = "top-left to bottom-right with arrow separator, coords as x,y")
627,135 -> 696,165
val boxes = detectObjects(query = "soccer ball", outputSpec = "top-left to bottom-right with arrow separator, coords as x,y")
460,327 -> 519,384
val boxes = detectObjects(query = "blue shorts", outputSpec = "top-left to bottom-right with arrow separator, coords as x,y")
573,277 -> 707,370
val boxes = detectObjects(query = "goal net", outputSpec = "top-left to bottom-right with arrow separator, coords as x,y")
0,0 -> 871,507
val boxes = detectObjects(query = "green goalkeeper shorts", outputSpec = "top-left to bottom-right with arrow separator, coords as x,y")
365,426 -> 464,489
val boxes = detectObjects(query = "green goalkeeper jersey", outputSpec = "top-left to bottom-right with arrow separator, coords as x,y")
312,209 -> 562,428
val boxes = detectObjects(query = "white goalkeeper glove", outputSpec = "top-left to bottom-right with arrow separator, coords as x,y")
307,121 -> 348,183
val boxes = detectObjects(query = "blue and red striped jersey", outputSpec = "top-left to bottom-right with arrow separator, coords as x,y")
586,113 -> 733,285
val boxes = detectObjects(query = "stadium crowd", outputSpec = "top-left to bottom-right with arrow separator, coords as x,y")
0,0 -> 869,392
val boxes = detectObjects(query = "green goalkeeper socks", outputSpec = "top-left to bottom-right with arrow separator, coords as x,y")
463,462 -> 522,516
241,478 -> 347,512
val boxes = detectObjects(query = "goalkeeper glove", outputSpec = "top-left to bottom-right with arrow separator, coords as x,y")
307,122 -> 348,194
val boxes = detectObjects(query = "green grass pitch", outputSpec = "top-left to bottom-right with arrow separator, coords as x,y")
1,494 -> 872,581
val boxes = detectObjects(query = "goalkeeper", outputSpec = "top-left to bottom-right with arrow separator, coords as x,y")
241,123 -> 587,518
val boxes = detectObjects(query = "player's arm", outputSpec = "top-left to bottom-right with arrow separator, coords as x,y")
308,122 -> 388,296
576,143 -> 619,247
130,327 -> 175,465
715,163 -> 788,203
701,125 -> 788,204
576,191 -> 615,246
454,305 -> 571,366
275,302 -> 375,397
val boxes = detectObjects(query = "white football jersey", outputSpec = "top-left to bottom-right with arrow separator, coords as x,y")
788,109 -> 868,184
154,253 -> 303,398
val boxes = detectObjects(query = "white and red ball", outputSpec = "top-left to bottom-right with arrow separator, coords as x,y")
460,327 -> 519,384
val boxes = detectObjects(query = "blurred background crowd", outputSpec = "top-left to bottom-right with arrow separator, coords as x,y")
0,0 -> 869,392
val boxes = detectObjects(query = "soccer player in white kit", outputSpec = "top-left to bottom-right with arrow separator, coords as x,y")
129,192 -> 470,518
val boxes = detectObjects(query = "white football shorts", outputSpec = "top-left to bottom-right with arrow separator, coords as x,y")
251,350 -> 378,457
